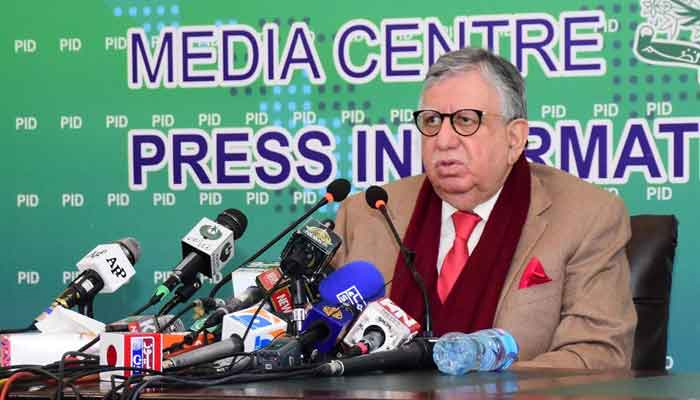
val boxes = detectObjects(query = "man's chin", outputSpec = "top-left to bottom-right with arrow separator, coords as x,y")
430,176 -> 474,196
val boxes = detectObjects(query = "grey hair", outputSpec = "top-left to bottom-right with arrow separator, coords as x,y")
420,47 -> 527,120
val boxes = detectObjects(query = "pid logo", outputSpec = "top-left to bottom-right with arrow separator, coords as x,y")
130,336 -> 155,374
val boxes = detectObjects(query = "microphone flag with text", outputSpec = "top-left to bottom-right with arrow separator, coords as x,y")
35,237 -> 141,322
150,208 -> 247,304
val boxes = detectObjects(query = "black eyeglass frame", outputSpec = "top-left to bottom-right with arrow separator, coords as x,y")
412,109 -> 506,137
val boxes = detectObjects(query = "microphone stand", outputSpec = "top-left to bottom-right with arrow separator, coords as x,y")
376,205 -> 433,337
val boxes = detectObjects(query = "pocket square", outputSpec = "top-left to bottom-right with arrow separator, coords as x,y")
518,257 -> 552,289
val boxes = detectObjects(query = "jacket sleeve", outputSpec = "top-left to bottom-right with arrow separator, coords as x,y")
515,195 -> 637,369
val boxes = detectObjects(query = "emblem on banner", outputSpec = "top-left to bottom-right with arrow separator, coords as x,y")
130,336 -> 155,373
634,0 -> 700,81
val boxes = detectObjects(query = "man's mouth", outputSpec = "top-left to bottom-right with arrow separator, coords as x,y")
433,159 -> 465,175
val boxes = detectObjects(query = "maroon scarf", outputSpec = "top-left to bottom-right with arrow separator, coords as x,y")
389,155 -> 531,335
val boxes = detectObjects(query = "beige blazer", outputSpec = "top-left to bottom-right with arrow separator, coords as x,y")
333,163 -> 637,369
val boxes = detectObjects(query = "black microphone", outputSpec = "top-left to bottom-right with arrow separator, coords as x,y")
157,277 -> 203,316
279,218 -> 343,334
255,318 -> 333,370
365,185 -> 433,336
316,338 -> 435,376
207,178 -> 351,299
150,209 -> 247,304
202,286 -> 265,329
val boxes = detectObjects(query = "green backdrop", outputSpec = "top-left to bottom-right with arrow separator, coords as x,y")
2,0 -> 697,371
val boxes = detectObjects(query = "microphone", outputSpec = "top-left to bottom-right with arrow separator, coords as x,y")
158,277 -> 203,316
193,296 -> 227,312
298,261 -> 386,355
255,262 -> 386,369
280,218 -> 343,334
342,297 -> 421,356
150,209 -> 247,303
221,304 -> 288,352
207,178 -> 351,299
255,267 -> 294,315
162,334 -> 245,369
365,185 -> 432,335
318,260 -> 386,312
316,338 -> 436,377
35,237 -> 141,322
298,300 -> 356,355
202,286 -> 265,330
106,315 -> 185,333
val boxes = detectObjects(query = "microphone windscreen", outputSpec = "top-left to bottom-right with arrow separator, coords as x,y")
217,208 -> 248,239
327,178 -> 351,202
365,186 -> 388,209
319,260 -> 386,311
115,237 -> 141,264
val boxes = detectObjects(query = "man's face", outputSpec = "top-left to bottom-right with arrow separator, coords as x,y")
420,70 -> 525,210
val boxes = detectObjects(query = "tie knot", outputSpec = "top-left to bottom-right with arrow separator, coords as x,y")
452,211 -> 481,241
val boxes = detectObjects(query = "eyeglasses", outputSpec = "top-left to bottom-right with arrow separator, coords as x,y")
412,109 -> 504,137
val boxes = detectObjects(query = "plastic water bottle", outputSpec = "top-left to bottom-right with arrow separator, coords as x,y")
432,328 -> 519,375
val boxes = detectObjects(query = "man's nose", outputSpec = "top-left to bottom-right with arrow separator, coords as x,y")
435,117 -> 459,149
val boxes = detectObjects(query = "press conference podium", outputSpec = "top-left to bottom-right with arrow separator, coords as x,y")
6,368 -> 688,399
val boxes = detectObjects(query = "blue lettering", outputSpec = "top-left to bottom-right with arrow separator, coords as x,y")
129,131 -> 166,189
613,123 -> 663,181
295,129 -> 335,185
128,29 -> 174,88
171,132 -> 212,187
215,131 -> 251,185
255,130 -> 292,186
559,123 -> 609,179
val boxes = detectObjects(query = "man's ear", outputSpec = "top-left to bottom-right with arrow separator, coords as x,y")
506,118 -> 529,164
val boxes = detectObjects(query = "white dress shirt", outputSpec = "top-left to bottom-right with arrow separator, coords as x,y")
436,188 -> 503,274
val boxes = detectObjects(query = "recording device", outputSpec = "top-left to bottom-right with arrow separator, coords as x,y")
342,297 -> 421,356
150,209 -> 247,303
35,237 -> 141,322
316,338 -> 436,377
280,218 -> 342,333
365,185 -> 432,335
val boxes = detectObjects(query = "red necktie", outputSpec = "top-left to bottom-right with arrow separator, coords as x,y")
437,211 -> 482,303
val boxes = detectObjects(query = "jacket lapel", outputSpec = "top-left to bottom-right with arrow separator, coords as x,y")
494,172 -> 552,318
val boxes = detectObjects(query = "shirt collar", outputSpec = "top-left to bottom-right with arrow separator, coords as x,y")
441,187 -> 503,225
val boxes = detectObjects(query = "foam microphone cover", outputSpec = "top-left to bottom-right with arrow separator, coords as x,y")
327,178 -> 351,202
114,237 -> 142,264
216,208 -> 248,239
318,260 -> 386,311
365,185 -> 388,209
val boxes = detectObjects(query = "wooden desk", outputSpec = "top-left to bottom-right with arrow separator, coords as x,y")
7,368 -> 678,399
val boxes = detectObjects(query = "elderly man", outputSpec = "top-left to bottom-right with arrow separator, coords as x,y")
332,47 -> 636,369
